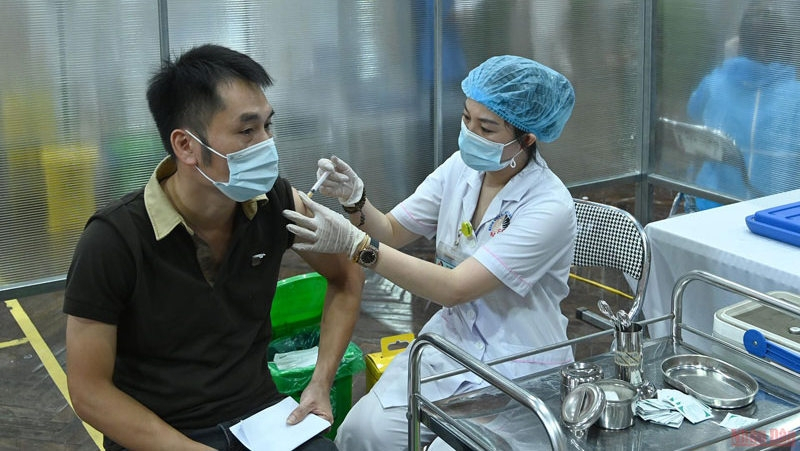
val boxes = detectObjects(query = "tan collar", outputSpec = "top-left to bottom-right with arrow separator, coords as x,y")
144,157 -> 265,241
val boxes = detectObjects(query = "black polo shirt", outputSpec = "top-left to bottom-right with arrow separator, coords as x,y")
64,157 -> 293,431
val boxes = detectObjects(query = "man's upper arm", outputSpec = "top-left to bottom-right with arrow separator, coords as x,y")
66,315 -> 117,391
288,186 -> 363,283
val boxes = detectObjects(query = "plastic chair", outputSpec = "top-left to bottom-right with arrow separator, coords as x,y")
658,117 -> 763,215
572,198 -> 651,330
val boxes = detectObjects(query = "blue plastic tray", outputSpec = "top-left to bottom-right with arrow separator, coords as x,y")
753,201 -> 800,234
746,214 -> 800,247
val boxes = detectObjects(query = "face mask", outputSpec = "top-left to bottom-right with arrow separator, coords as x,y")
458,121 -> 524,172
185,130 -> 279,202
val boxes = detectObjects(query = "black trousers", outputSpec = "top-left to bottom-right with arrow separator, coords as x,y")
180,420 -> 337,451
105,407 -> 337,451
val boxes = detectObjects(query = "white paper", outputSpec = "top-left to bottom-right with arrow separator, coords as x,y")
636,398 -> 684,428
229,397 -> 330,451
719,412 -> 759,430
273,346 -> 319,370
658,389 -> 713,424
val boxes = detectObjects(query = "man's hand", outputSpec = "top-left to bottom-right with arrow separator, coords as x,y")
316,155 -> 364,206
283,192 -> 366,258
285,382 -> 334,427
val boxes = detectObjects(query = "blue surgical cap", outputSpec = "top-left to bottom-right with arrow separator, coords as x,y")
461,55 -> 575,142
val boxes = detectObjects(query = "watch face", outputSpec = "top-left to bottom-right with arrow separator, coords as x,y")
359,249 -> 377,266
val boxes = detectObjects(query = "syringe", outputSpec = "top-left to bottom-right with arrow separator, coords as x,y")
307,171 -> 331,198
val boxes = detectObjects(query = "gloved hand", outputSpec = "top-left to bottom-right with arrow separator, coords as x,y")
315,155 -> 364,206
283,191 -> 366,258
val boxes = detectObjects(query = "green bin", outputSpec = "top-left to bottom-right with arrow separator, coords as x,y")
268,273 -> 365,439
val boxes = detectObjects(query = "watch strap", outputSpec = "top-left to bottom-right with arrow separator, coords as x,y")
341,188 -> 367,214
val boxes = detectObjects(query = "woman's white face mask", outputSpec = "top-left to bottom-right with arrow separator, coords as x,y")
458,121 -> 524,172
185,130 -> 279,202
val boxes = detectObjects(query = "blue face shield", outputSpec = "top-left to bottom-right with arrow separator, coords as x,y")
458,121 -> 524,172
185,130 -> 279,202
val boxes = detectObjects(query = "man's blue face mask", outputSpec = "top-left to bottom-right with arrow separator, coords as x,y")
458,121 -> 524,172
185,130 -> 279,202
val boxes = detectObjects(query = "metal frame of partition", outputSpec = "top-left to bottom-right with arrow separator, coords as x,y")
3,0 -> 663,302
637,0 -> 655,224
0,276 -> 66,301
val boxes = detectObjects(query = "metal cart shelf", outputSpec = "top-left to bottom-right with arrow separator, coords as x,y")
408,270 -> 800,450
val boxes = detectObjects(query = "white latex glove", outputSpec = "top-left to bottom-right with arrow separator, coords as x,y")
316,155 -> 364,206
283,191 -> 366,258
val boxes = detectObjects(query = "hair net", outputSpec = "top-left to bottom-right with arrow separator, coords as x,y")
461,55 -> 575,142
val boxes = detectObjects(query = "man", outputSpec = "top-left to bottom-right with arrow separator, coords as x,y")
63,44 -> 363,450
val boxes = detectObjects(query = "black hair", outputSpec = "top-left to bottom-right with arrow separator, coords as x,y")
738,0 -> 796,66
146,44 -> 274,156
513,126 -> 538,165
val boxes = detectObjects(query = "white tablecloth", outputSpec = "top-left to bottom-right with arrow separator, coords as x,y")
643,189 -> 800,338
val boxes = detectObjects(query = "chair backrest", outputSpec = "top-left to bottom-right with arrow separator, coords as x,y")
658,117 -> 763,197
572,198 -> 650,320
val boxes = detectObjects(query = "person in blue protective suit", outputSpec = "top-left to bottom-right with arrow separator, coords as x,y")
687,0 -> 800,210
281,55 -> 577,450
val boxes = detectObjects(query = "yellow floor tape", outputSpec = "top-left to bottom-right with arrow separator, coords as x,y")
4,299 -> 103,449
0,337 -> 29,349
569,273 -> 634,300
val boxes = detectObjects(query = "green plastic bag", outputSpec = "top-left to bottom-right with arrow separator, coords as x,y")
267,327 -> 365,395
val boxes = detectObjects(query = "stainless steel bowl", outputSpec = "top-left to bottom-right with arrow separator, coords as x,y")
595,379 -> 638,430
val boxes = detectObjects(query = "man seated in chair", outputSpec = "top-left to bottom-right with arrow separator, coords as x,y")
63,44 -> 363,450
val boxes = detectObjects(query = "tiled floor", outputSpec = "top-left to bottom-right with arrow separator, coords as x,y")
0,186 -> 670,450
0,257 -> 629,450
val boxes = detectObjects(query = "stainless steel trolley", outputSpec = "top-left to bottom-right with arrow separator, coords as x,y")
408,270 -> 800,450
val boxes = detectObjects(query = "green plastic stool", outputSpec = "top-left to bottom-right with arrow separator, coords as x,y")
271,272 -> 328,339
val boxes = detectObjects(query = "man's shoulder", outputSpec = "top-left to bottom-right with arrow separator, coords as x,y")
89,188 -> 147,230
97,187 -> 144,212
264,177 -> 294,210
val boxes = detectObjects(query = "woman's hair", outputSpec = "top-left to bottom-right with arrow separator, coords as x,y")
513,126 -> 538,165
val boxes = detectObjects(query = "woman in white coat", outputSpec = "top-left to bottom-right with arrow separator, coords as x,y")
283,55 -> 577,450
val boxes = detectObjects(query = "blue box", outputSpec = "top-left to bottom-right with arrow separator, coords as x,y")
753,201 -> 800,234
746,201 -> 800,247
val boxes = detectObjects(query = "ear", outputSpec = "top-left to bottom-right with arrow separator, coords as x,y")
170,129 -> 199,165
523,133 -> 537,148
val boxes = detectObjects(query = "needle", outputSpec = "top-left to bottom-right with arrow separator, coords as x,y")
307,171 -> 330,198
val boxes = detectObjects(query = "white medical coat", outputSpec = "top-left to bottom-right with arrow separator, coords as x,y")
373,151 -> 576,408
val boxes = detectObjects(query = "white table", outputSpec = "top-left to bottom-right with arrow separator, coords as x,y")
643,189 -> 800,338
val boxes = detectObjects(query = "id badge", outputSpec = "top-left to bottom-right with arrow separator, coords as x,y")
435,241 -> 469,269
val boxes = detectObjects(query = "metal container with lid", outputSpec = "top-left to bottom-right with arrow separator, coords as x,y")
595,379 -> 638,430
561,383 -> 606,437
560,362 -> 604,400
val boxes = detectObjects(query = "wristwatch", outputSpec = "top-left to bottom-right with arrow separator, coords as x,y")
354,236 -> 380,268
